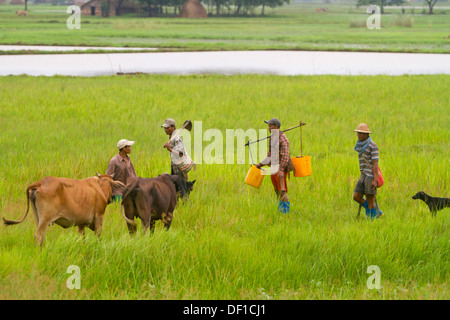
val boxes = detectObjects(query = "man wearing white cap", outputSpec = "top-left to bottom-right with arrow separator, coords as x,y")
106,139 -> 137,202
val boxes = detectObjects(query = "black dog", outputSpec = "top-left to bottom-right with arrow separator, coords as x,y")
168,174 -> 196,201
412,191 -> 450,216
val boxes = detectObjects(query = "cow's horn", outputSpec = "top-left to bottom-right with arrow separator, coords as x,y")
110,173 -> 115,179
96,172 -> 101,177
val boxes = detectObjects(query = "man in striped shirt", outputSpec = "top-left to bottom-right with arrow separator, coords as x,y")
353,123 -> 382,218
255,118 -> 290,214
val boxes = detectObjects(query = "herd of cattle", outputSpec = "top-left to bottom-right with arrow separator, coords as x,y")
2,173 -> 195,246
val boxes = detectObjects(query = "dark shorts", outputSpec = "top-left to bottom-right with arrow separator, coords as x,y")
354,173 -> 377,196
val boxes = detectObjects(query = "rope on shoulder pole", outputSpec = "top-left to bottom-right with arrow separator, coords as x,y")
248,139 -> 255,165
245,122 -> 307,147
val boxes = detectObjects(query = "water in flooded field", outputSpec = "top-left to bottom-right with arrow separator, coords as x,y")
1,50 -> 449,76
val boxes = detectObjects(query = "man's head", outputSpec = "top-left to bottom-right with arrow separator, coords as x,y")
354,123 -> 371,141
117,139 -> 135,154
161,118 -> 176,136
264,118 -> 281,133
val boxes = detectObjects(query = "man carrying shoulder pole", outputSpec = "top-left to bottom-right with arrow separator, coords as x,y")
255,118 -> 291,214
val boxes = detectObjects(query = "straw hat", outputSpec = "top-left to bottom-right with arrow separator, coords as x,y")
353,123 -> 372,134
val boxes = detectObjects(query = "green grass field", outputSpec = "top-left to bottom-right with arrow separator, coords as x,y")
0,74 -> 448,299
1,2 -> 450,53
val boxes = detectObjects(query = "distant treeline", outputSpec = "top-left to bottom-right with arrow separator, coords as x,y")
137,0 -> 291,16
37,0 -> 290,16
201,0 -> 291,16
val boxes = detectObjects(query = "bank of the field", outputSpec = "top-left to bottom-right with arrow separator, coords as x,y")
0,75 -> 448,299
1,3 -> 450,54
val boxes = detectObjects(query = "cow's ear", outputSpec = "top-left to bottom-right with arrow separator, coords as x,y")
96,172 -> 101,177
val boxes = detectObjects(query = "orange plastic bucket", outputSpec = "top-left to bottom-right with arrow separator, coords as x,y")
244,165 -> 266,188
292,156 -> 312,177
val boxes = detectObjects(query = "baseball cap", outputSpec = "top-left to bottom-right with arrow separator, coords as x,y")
161,118 -> 176,128
117,139 -> 135,149
264,118 -> 281,128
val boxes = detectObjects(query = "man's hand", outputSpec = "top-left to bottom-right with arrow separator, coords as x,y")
163,142 -> 172,151
371,179 -> 378,190
255,163 -> 262,169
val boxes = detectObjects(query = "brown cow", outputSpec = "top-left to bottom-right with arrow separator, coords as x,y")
16,10 -> 28,16
3,173 -> 124,246
120,174 -> 179,234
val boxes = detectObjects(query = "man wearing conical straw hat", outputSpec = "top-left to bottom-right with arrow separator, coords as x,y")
353,123 -> 383,218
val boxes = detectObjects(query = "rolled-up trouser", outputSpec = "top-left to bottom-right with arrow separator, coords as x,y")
271,170 -> 288,193
171,162 -> 188,180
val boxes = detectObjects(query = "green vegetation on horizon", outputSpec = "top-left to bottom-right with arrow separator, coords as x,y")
0,74 -> 448,299
0,2 -> 449,53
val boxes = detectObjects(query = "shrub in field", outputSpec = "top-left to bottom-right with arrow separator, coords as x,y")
392,14 -> 414,27
349,18 -> 367,28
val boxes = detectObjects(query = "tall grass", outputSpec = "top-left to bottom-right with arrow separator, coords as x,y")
0,75 -> 448,299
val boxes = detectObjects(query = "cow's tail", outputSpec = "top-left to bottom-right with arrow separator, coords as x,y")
121,177 -> 139,203
120,204 -> 136,227
3,183 -> 39,226
120,177 -> 139,228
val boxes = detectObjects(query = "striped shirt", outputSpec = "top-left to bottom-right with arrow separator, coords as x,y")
261,131 -> 290,172
358,140 -> 379,178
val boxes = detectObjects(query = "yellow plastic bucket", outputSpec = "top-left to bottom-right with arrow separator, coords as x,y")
292,156 -> 312,177
244,165 -> 265,188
